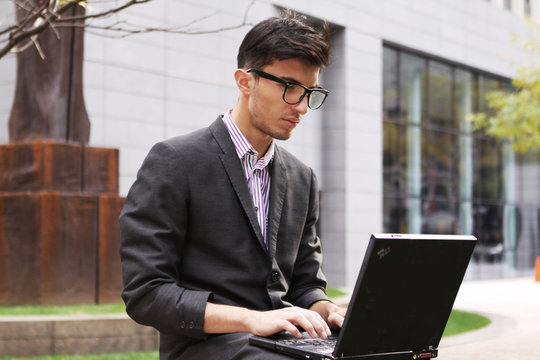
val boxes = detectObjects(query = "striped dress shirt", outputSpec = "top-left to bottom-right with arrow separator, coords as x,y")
223,112 -> 274,245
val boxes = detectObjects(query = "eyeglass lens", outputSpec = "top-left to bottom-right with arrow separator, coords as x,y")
284,83 -> 327,109
308,90 -> 327,109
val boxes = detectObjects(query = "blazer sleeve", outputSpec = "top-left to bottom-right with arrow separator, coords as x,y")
119,141 -> 211,339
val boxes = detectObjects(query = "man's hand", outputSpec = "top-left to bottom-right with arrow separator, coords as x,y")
309,300 -> 347,331
204,303 -> 334,339
244,306 -> 332,339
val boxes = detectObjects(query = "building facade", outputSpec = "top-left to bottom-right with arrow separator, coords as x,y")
1,0 -> 539,287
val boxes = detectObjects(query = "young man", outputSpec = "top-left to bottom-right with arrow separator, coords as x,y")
120,11 -> 346,359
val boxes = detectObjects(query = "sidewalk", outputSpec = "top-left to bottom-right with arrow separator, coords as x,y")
438,277 -> 540,360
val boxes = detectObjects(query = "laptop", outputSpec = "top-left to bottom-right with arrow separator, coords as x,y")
250,233 -> 477,359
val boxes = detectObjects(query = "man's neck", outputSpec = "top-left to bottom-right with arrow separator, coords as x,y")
230,107 -> 273,159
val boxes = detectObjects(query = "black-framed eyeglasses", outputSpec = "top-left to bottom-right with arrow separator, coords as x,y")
247,68 -> 329,110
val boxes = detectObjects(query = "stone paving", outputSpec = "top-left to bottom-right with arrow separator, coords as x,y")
438,277 -> 540,360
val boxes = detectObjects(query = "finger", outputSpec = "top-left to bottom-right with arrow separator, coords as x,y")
328,312 -> 345,329
308,311 -> 331,338
282,309 -> 317,338
294,309 -> 330,339
282,321 -> 303,338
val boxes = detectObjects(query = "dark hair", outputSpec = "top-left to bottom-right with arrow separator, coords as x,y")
237,10 -> 330,69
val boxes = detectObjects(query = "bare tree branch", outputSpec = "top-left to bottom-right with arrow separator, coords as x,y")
55,0 -> 152,23
0,0 -> 256,60
82,0 -> 256,38
0,0 -> 79,58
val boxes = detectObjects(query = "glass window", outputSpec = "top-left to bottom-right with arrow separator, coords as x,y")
472,204 -> 504,263
421,129 -> 458,201
454,69 -> 473,134
383,121 -> 407,197
525,0 -> 531,16
383,45 -> 537,278
455,70 -> 474,210
383,196 -> 408,233
400,53 -> 425,125
422,200 -> 458,234
427,61 -> 453,129
473,138 -> 503,201
517,151 -> 539,205
383,47 -> 399,122
477,75 -> 501,115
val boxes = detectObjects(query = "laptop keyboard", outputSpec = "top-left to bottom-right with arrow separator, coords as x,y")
277,336 -> 337,354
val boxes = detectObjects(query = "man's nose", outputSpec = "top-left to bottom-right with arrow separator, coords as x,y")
292,95 -> 309,115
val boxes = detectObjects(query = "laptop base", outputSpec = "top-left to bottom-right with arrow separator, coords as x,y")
250,334 -> 438,360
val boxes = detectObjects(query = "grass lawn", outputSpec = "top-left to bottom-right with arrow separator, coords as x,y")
442,309 -> 491,337
0,289 -> 491,360
0,303 -> 126,316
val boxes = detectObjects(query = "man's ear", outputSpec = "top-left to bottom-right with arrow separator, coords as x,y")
234,68 -> 253,95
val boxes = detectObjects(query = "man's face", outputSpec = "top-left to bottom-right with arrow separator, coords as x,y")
247,58 -> 321,141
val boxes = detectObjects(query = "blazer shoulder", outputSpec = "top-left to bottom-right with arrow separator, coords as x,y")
163,127 -> 212,152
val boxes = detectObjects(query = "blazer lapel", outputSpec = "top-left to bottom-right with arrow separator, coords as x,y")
267,146 -> 287,259
209,118 -> 266,250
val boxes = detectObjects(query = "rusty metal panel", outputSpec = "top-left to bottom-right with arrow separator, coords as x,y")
0,142 -> 82,192
0,142 -> 123,305
39,192 -> 97,305
84,147 -> 119,194
0,192 -> 42,305
97,195 -> 125,303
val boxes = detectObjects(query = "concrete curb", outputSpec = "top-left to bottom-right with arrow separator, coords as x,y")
0,314 -> 158,357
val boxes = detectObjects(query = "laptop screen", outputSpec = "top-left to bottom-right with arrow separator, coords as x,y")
334,233 -> 476,358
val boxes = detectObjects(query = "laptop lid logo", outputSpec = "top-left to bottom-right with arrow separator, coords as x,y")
377,247 -> 391,259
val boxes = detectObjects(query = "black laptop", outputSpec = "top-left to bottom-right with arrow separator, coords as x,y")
250,233 -> 477,359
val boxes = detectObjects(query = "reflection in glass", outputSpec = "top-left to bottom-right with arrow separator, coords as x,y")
473,204 -> 504,263
383,122 -> 406,197
474,138 -> 502,201
515,152 -> 540,270
503,143 -> 517,266
400,53 -> 424,233
422,200 -> 458,234
421,130 -> 458,201
455,70 -> 473,234
382,46 -> 537,279
478,76 -> 501,114
427,61 -> 453,129
400,53 -> 425,125
383,47 -> 399,122
407,197 -> 422,233
383,196 -> 407,233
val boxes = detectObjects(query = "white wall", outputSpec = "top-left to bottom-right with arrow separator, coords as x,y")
0,0 -> 536,287
0,1 -> 16,144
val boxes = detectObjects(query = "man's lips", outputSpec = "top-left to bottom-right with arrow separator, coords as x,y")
282,117 -> 300,126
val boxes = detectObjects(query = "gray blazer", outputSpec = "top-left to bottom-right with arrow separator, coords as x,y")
119,117 -> 329,358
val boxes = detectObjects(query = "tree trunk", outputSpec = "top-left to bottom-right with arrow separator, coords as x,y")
8,2 -> 90,144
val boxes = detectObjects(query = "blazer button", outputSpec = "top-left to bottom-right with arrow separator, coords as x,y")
271,271 -> 280,282
180,321 -> 186,329
188,321 -> 195,329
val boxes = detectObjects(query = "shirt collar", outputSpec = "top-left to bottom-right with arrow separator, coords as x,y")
223,110 -> 274,166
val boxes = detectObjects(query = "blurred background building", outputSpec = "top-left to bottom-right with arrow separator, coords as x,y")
1,0 -> 539,287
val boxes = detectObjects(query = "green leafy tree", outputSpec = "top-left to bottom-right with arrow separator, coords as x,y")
467,27 -> 540,153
